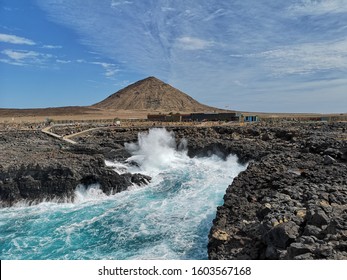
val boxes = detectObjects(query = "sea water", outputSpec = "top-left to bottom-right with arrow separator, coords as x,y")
0,128 -> 247,260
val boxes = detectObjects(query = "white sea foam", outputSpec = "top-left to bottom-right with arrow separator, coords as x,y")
73,184 -> 106,203
105,160 -> 128,174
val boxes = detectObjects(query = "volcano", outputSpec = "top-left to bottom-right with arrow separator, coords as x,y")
93,76 -> 220,112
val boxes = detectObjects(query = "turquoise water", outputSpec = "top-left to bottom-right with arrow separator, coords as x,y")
0,129 -> 246,260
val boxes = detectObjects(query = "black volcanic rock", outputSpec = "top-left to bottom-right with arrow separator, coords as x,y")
206,122 -> 347,260
0,130 -> 150,206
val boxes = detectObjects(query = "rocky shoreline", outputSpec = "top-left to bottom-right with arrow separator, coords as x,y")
1,122 -> 346,259
205,123 -> 347,260
0,130 -> 150,207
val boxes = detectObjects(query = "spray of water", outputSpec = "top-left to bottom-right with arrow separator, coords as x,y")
125,128 -> 188,173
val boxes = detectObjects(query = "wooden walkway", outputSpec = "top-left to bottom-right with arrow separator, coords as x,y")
41,126 -> 77,144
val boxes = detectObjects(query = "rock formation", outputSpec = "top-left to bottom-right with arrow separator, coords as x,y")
0,131 -> 150,206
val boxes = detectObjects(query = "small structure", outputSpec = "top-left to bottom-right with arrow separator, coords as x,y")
320,117 -> 330,122
191,112 -> 239,122
244,115 -> 259,122
147,114 -> 167,122
181,114 -> 193,122
166,113 -> 181,122
147,112 -> 240,122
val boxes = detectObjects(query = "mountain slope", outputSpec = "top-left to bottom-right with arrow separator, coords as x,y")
92,76 -> 220,112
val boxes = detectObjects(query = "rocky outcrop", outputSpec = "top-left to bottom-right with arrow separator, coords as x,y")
207,122 -> 347,260
0,161 -> 150,207
0,130 -> 150,207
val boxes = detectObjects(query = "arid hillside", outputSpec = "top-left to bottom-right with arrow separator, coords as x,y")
93,76 -> 221,112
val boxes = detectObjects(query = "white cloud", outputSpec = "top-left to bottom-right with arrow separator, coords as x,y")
203,9 -> 231,22
288,0 -> 347,15
255,39 -> 347,75
2,49 -> 39,60
92,62 -> 119,78
0,33 -> 36,45
0,58 -> 24,66
161,7 -> 176,12
42,44 -> 62,49
176,36 -> 214,51
111,0 -> 133,8
1,49 -> 52,66
56,59 -> 71,64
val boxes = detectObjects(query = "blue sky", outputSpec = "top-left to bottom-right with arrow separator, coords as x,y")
1,0 -> 346,113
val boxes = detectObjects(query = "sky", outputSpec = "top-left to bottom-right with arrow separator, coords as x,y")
0,0 -> 347,113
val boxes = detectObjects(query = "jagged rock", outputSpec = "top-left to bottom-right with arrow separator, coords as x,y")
130,173 -> 151,185
261,133 -> 273,141
324,148 -> 342,159
264,221 -> 300,249
307,209 -> 330,227
257,203 -> 272,220
293,252 -> 315,260
211,229 -> 230,241
303,225 -> 324,238
287,242 -> 314,258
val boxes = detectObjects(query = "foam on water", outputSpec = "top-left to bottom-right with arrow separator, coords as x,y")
0,128 -> 247,259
